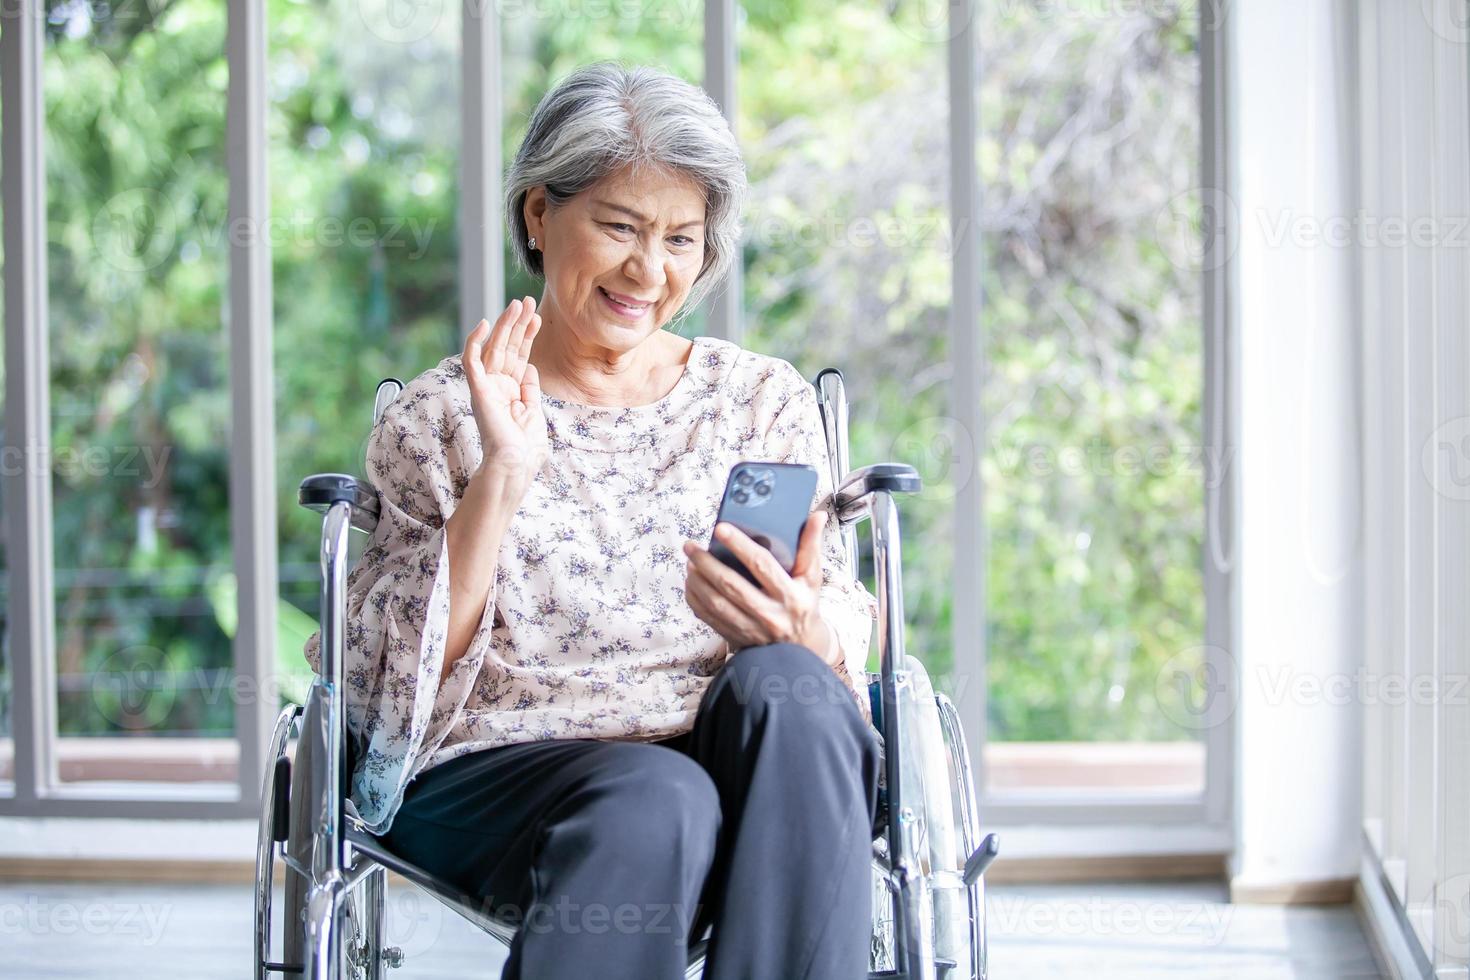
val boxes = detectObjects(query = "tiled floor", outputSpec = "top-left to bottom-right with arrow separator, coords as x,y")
2,878 -> 1382,978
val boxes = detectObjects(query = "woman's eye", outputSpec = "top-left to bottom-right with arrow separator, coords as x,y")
670,235 -> 696,247
607,222 -> 635,234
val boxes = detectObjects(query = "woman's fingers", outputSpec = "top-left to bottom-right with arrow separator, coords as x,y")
462,317 -> 490,382
686,539 -> 782,616
514,313 -> 542,374
500,297 -> 536,376
710,522 -> 789,597
685,577 -> 711,621
685,582 -> 725,634
687,567 -> 762,637
519,362 -> 541,416
790,509 -> 828,585
469,298 -> 541,391
482,300 -> 518,376
505,312 -> 542,385
483,298 -> 525,376
490,295 -> 538,376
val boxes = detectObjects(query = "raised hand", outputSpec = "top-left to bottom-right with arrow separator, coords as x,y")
461,296 -> 549,498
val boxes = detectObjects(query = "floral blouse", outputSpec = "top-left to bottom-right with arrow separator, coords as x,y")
303,334 -> 880,834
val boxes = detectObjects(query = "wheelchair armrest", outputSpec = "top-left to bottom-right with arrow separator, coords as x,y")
833,463 -> 922,525
298,473 -> 381,533
836,462 -> 922,498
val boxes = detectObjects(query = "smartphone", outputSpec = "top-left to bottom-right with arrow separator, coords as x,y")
709,461 -> 820,587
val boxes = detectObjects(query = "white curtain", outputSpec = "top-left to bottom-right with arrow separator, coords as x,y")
1357,0 -> 1470,972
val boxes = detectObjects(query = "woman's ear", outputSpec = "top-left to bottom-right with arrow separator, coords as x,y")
523,186 -> 547,242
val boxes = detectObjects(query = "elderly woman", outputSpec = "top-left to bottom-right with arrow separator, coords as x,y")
307,62 -> 881,979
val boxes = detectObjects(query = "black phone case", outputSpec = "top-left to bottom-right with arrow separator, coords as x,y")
709,461 -> 820,588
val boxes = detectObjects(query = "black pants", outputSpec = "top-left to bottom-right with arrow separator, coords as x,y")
380,642 -> 883,980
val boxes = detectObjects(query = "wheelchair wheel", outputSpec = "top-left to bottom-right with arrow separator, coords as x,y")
257,695 -> 388,979
865,656 -> 986,980
339,866 -> 388,980
896,655 -> 973,978
256,705 -> 301,980
869,835 -> 898,973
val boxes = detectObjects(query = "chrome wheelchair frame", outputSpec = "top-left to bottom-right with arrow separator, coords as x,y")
255,367 -> 999,980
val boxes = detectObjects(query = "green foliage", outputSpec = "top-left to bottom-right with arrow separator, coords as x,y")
44,0 -> 236,736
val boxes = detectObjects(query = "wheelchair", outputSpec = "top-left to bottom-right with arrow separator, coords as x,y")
254,365 -> 1000,980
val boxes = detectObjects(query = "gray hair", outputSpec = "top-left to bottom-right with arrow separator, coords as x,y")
505,62 -> 747,321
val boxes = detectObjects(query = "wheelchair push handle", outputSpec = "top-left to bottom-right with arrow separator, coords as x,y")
299,474 -> 381,533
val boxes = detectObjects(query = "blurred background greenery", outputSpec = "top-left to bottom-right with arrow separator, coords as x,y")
18,0 -> 1203,754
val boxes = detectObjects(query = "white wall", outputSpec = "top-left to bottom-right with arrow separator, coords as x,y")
1229,0 -> 1365,894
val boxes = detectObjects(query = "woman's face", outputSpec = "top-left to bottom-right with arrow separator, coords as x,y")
524,165 -> 707,354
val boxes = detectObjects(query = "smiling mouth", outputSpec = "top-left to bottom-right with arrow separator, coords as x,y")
599,287 -> 652,317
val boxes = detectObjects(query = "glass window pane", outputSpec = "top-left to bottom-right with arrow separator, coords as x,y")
980,2 -> 1206,796
740,0 -> 954,682
46,0 -> 235,785
271,0 -> 462,701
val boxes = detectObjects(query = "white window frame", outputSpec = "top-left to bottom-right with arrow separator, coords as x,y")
0,0 -> 277,819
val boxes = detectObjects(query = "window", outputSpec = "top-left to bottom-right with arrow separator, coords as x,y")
270,0 -> 463,714
738,0 -> 955,679
979,2 -> 1210,801
46,0 -> 234,790
1,0 -> 1229,830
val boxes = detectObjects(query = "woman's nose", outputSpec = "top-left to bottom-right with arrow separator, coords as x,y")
623,240 -> 668,287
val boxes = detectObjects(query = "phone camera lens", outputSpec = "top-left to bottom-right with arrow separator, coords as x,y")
733,489 -> 749,504
735,471 -> 753,487
754,483 -> 770,497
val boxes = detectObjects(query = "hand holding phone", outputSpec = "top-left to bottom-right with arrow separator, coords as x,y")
708,461 -> 819,588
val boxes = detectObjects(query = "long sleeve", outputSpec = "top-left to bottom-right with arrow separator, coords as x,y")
763,368 -> 880,722
302,380 -> 500,834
